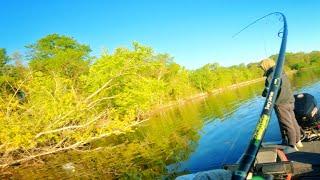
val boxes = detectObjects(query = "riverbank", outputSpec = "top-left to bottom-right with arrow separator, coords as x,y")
149,69 -> 298,116
3,69 -> 317,179
148,77 -> 264,116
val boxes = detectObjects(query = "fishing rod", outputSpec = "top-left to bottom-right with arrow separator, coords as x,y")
232,12 -> 288,180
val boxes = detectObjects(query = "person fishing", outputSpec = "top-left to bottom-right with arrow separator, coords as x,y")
260,58 -> 303,151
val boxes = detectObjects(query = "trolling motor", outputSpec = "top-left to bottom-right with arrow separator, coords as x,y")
225,93 -> 320,180
294,93 -> 320,141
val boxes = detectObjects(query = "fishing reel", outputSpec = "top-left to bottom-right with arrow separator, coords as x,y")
225,147 -> 294,180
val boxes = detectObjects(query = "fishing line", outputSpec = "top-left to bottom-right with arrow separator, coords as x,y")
263,20 -> 269,58
231,12 -> 288,180
233,13 -> 280,65
232,12 -> 284,39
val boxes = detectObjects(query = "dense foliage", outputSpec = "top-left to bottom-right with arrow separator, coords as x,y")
189,63 -> 262,92
1,34 -> 320,178
271,51 -> 320,70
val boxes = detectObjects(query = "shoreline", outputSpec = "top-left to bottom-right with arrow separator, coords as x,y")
148,70 -> 298,116
148,77 -> 265,116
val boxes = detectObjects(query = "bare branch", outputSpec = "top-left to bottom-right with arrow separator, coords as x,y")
6,72 -> 32,107
87,95 -> 119,108
35,112 -> 106,138
0,141 -> 82,168
1,117 -> 148,168
84,72 -> 134,102
85,78 -> 114,101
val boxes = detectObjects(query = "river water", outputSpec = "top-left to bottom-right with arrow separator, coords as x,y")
166,69 -> 320,175
5,69 -> 320,179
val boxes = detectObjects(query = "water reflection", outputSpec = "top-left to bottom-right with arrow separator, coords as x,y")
199,82 -> 263,122
6,69 -> 320,179
8,96 -> 203,179
172,68 -> 320,173
171,96 -> 281,173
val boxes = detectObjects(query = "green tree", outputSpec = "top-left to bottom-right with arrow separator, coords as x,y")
10,51 -> 24,66
0,49 -> 26,97
27,34 -> 91,79
309,51 -> 320,65
190,63 -> 220,92
84,43 -> 165,118
0,48 -> 9,68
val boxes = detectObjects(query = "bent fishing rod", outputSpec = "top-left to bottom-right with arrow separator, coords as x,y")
232,12 -> 288,180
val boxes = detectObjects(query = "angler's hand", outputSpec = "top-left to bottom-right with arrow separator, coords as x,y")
262,88 -> 268,97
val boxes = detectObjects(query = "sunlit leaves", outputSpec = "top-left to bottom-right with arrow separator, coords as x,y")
190,63 -> 263,92
0,48 -> 9,68
27,34 -> 91,80
2,33 -> 320,179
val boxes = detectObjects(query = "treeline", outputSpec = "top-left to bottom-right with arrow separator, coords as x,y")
1,33 -> 320,178
272,51 -> 320,70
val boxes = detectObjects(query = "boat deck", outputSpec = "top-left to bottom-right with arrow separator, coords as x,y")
262,141 -> 320,179
175,142 -> 320,179
287,141 -> 320,179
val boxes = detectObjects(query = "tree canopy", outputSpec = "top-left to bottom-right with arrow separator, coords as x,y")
1,33 -> 320,179
27,34 -> 92,79
0,48 -> 9,68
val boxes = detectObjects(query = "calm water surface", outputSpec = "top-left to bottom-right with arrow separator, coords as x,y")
159,69 -> 320,174
6,69 -> 320,179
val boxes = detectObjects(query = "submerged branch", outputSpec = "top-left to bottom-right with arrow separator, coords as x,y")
1,117 -> 148,168
0,142 -> 82,168
35,112 -> 107,138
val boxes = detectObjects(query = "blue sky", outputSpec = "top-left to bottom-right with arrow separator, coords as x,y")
1,0 -> 320,69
